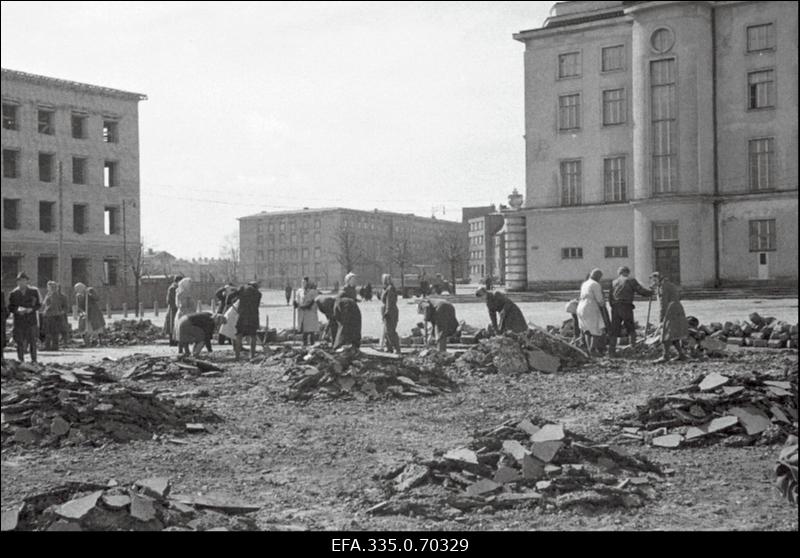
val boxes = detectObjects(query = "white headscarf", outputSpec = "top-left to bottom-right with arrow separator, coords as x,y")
176,277 -> 193,298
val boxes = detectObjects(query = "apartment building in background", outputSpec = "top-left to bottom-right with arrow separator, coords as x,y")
1,68 -> 146,304
239,207 -> 468,288
467,212 -> 505,284
508,1 -> 797,289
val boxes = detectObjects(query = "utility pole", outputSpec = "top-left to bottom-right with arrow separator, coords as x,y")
122,199 -> 128,310
57,161 -> 64,288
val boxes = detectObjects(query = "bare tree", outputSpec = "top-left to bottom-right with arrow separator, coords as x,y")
219,230 -> 240,283
127,242 -> 146,317
436,227 -> 468,295
335,224 -> 363,274
389,236 -> 413,292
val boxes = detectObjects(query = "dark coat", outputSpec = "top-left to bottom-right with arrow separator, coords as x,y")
8,286 -> 42,333
1,290 -> 7,348
164,282 -> 179,337
216,285 -> 238,313
75,288 -> 105,332
178,312 -> 216,346
381,284 -> 399,324
333,288 -> 361,348
236,284 -> 262,336
609,276 -> 653,307
486,292 -> 527,334
422,299 -> 458,339
315,294 -> 336,320
658,280 -> 689,342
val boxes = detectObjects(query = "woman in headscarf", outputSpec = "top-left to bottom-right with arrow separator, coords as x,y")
577,268 -> 606,355
333,272 -> 362,350
294,277 -> 319,346
650,272 -> 689,363
173,277 -> 196,337
163,275 -> 182,346
417,298 -> 458,352
41,281 -> 67,351
235,281 -> 262,360
74,282 -> 105,346
380,273 -> 401,354
177,312 -> 226,357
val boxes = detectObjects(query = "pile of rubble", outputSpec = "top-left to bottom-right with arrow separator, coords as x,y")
1,361 -> 220,447
369,417 -> 664,517
1,477 -> 260,531
105,354 -> 225,381
101,319 -> 164,346
266,346 -> 457,401
453,326 -> 590,375
697,313 -> 798,350
616,365 -> 798,449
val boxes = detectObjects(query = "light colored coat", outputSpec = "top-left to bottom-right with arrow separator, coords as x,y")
294,287 -> 319,333
577,279 -> 605,336
174,278 -> 196,333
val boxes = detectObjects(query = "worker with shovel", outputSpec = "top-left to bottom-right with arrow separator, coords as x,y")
607,266 -> 653,358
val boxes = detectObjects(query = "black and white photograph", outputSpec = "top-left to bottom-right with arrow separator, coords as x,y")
0,0 -> 797,540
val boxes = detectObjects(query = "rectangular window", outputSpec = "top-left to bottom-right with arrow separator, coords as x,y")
748,138 -> 775,191
39,201 -> 55,233
558,52 -> 581,78
749,219 -> 776,251
103,119 -> 119,143
653,222 -> 679,242
602,89 -> 626,125
605,246 -> 629,258
604,156 -> 627,202
747,23 -> 775,52
257,250 -> 264,261
38,153 -> 54,182
748,69 -> 775,109
2,102 -> 18,130
2,256 -> 21,285
103,259 -> 119,286
301,248 -> 309,260
3,149 -> 19,178
71,113 -> 88,139
70,157 -> 87,184
3,198 -> 20,230
38,108 -> 55,135
558,94 -> 581,130
561,247 -> 583,259
37,257 -> 55,288
73,204 -> 88,234
651,59 -> 677,194
104,161 -> 118,187
104,206 -> 119,235
72,258 -> 89,286
601,45 -> 625,72
560,160 -> 582,206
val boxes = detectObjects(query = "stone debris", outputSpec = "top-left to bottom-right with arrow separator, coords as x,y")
100,354 -> 225,381
3,478 -> 260,531
617,365 -> 798,449
265,346 -> 457,401
774,435 -> 798,507
1,361 -> 221,448
371,416 -> 662,517
102,319 -> 165,346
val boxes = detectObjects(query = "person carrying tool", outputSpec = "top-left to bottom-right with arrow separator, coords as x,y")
333,272 -> 362,350
607,266 -> 653,358
315,293 -> 337,343
475,286 -> 527,335
417,298 -> 458,352
650,272 -> 689,363
214,281 -> 238,345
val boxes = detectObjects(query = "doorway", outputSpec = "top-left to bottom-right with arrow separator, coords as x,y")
653,221 -> 680,284
757,252 -> 769,280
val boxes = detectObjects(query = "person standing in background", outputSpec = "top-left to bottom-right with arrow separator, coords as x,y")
8,272 -> 41,362
650,272 -> 689,363
173,277 -> 196,339
74,282 -> 105,346
284,281 -> 293,306
333,272 -> 362,350
235,280 -> 262,360
577,268 -> 606,356
215,281 -> 238,345
163,275 -> 182,346
57,283 -> 71,346
1,290 -> 8,354
380,274 -> 401,354
294,277 -> 319,346
607,266 -> 653,358
41,281 -> 67,351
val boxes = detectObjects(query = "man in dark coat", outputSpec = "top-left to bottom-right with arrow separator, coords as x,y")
1,290 -> 9,354
8,272 -> 42,362
177,312 -> 225,357
164,275 -> 182,346
235,281 -> 262,361
418,298 -> 457,352
315,294 -> 337,343
380,274 -> 401,354
475,287 -> 527,334
333,272 -> 362,350
607,266 -> 653,357
284,282 -> 293,306
214,282 -> 238,345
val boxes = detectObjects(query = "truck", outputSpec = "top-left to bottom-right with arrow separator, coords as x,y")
397,265 -> 453,298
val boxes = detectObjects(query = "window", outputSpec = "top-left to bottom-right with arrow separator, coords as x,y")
314,247 -> 321,258
558,52 -> 581,78
279,221 -> 285,232
301,248 -> 309,260
290,233 -> 297,245
104,161 -> 118,187
2,256 -> 21,284
103,259 -> 119,286
39,201 -> 55,233
103,119 -> 118,143
562,247 -> 583,259
605,246 -> 629,258
748,69 -> 775,109
601,45 -> 625,72
602,89 -> 626,125
38,153 -> 54,182
560,160 -> 582,206
73,204 -> 88,234
2,103 -> 18,130
3,149 -> 19,178
747,23 -> 775,53
104,207 -> 119,235
257,250 -> 264,261
749,219 -> 776,251
314,231 -> 321,243
3,198 -> 20,230
604,156 -> 627,202
71,258 -> 89,286
651,59 -> 677,194
73,157 -> 87,184
653,222 -> 679,242
37,257 -> 55,288
38,108 -> 55,135
268,223 -> 274,232
558,94 -> 581,130
749,138 -> 775,191
71,113 -> 88,139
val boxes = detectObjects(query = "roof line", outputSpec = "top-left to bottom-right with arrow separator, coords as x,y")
1,68 -> 147,101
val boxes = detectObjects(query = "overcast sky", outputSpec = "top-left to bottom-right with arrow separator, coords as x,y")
1,1 -> 554,259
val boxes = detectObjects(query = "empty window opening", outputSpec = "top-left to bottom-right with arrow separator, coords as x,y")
39,201 -> 55,233
103,259 -> 119,286
3,198 -> 20,230
73,157 -> 87,185
104,161 -> 118,187
39,153 -> 54,182
3,149 -> 19,178
2,103 -> 19,130
71,258 -> 89,286
71,113 -> 88,139
73,204 -> 88,234
37,257 -> 56,288
104,206 -> 119,235
103,119 -> 118,143
2,256 -> 21,285
38,108 -> 55,135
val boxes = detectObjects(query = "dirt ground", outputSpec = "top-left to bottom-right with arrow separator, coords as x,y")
2,345 -> 797,531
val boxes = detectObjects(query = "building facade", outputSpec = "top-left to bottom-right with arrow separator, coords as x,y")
1,69 -> 146,304
512,1 -> 798,289
239,207 -> 467,289
468,213 -> 505,283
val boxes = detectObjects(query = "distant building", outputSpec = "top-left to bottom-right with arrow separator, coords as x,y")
238,207 -> 467,288
511,1 -> 798,289
142,249 -> 177,277
1,68 -> 146,302
467,213 -> 505,283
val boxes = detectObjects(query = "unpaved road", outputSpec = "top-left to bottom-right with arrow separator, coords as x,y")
2,348 -> 797,531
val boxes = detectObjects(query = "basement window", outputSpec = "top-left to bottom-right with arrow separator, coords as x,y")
39,201 -> 55,233
561,247 -> 583,259
38,108 -> 55,135
2,102 -> 19,130
3,198 -> 20,230
73,204 -> 88,234
104,161 -> 118,187
104,206 -> 119,235
71,113 -> 88,139
103,119 -> 118,143
605,246 -> 628,258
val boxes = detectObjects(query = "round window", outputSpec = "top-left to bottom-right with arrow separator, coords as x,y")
651,27 -> 675,53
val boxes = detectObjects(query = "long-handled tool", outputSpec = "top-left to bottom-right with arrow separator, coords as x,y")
644,294 -> 653,337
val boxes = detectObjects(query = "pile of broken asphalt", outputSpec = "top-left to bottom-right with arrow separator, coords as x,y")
368,416 -> 664,519
1,476 -> 260,531
1,359 -> 221,447
615,359 -> 798,449
104,353 -> 226,381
